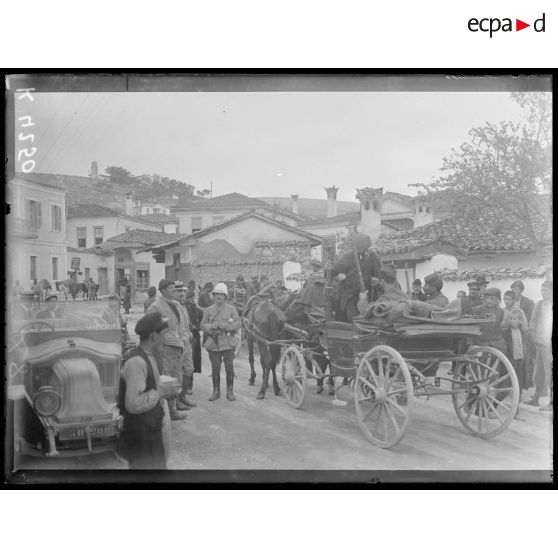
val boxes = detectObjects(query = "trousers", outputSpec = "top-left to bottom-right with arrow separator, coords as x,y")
533,343 -> 553,399
208,349 -> 235,380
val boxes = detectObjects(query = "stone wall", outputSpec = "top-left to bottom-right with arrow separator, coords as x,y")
190,240 -> 313,286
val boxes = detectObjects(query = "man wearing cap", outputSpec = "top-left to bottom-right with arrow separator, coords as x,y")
525,281 -> 553,410
117,312 -> 176,469
471,288 -> 507,353
411,278 -> 427,301
423,273 -> 449,308
330,233 -> 382,322
461,281 -> 483,315
232,274 -> 248,313
171,281 -> 197,410
475,274 -> 489,297
146,279 -> 188,420
376,265 -> 410,304
201,283 -> 242,402
36,295 -> 60,320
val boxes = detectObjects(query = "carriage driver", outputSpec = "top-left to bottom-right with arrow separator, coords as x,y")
330,233 -> 382,322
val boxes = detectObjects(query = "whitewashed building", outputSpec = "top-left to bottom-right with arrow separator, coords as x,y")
7,176 -> 68,292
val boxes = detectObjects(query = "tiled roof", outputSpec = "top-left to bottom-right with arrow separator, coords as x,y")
188,210 -> 323,246
372,202 -> 552,255
382,218 -> 415,231
102,230 -> 185,246
179,192 -> 268,210
67,204 -> 158,226
134,213 -> 177,224
301,211 -> 360,226
438,266 -> 549,281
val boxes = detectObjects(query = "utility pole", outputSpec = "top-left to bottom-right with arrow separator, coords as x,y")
210,180 -> 213,198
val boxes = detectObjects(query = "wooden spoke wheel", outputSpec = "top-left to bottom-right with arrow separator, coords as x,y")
452,346 -> 519,439
280,346 -> 307,409
354,345 -> 413,449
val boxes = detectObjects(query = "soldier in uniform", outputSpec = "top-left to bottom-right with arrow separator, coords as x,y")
201,283 -> 242,402
330,233 -> 382,322
117,312 -> 176,469
470,287 -> 507,353
423,273 -> 449,308
475,274 -> 490,297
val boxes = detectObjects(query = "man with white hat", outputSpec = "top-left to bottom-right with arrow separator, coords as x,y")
200,283 -> 242,402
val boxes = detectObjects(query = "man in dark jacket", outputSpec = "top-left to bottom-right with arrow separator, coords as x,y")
461,281 -> 483,315
331,233 -> 382,322
423,273 -> 449,308
117,312 -> 176,469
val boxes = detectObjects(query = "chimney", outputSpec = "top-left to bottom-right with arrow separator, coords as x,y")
324,186 -> 339,218
356,187 -> 383,240
290,194 -> 299,215
124,192 -> 134,216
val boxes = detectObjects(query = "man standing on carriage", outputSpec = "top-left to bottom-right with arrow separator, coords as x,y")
330,233 -> 382,322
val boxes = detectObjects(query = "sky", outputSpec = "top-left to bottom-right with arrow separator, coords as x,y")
16,91 -> 524,202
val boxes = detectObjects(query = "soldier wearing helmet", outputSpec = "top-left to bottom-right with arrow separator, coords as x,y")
200,283 -> 242,402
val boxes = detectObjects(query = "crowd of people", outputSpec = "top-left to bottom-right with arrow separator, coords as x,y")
9,238 -> 552,470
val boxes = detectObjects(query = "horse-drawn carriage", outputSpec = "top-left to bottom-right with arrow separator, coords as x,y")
276,308 -> 520,449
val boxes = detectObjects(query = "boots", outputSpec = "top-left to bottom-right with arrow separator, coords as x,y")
226,371 -> 236,401
184,374 -> 194,395
178,375 -> 196,408
169,397 -> 187,421
209,371 -> 221,401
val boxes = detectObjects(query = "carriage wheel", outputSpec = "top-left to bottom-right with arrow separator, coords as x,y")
280,346 -> 307,409
354,345 -> 413,449
452,346 -> 519,439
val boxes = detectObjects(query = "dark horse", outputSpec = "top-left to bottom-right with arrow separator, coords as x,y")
244,291 -> 297,399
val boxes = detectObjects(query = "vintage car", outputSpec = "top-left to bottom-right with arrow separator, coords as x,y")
7,300 -> 130,458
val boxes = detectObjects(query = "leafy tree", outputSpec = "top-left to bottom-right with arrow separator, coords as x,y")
412,92 -> 551,260
197,188 -> 211,198
105,166 -> 132,185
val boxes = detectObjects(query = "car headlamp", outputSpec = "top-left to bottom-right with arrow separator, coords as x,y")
33,386 -> 61,417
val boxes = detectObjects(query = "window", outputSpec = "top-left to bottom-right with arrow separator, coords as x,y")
85,268 -> 90,280
77,227 -> 87,248
30,255 -> 37,281
51,257 -> 59,281
136,263 -> 150,290
51,204 -> 62,232
153,208 -> 161,214
26,199 -> 41,228
94,226 -> 104,244
426,206 -> 432,214
191,216 -> 202,233
173,253 -> 180,267
212,215 -> 225,226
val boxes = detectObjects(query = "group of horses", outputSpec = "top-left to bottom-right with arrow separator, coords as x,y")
241,290 -> 331,400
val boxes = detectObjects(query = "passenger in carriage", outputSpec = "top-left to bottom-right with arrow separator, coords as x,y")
422,273 -> 449,308
411,278 -> 427,301
375,265 -> 410,304
36,295 -> 60,320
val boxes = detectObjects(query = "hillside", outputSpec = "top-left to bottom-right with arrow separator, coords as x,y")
19,172 -> 200,212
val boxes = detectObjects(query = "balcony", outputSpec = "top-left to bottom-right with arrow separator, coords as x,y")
10,218 -> 39,239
